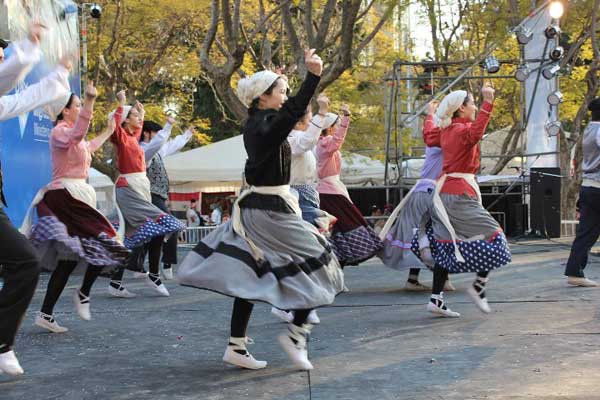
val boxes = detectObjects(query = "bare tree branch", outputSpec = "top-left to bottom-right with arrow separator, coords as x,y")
314,0 -> 337,49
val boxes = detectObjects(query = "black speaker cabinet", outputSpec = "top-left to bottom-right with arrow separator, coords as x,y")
530,167 -> 561,238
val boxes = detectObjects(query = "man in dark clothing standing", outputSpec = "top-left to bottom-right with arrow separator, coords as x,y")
564,97 -> 600,287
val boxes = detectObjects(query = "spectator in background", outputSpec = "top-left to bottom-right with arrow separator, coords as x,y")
210,202 -> 222,225
186,199 -> 201,243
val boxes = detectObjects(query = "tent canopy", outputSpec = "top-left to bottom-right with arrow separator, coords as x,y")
164,134 -> 389,188
89,168 -> 113,189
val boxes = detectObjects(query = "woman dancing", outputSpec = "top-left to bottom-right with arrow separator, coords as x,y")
21,81 -> 130,333
177,50 -> 344,371
317,105 -> 383,266
107,91 -> 184,298
424,86 -> 511,314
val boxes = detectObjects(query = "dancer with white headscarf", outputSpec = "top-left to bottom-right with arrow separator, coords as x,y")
424,86 -> 511,315
106,91 -> 184,298
177,50 -> 344,371
378,100 -> 455,296
316,104 -> 383,266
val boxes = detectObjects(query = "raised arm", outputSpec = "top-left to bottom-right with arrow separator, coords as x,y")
132,100 -> 145,142
289,114 -> 324,155
0,63 -> 71,121
90,115 -> 117,153
423,100 -> 441,147
52,108 -> 92,149
0,24 -> 43,95
461,85 -> 495,146
159,127 -> 193,157
110,90 -> 127,145
141,116 -> 174,161
255,49 -> 323,147
318,109 -> 350,155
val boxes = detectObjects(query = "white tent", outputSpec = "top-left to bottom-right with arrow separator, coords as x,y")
164,135 -> 390,192
89,167 -> 113,189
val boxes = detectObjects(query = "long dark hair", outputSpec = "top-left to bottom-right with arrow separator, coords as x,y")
54,93 -> 77,125
248,77 -> 283,114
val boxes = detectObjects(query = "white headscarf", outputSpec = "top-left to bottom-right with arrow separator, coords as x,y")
237,70 -> 280,107
109,105 -> 132,122
434,90 -> 468,129
322,112 -> 339,130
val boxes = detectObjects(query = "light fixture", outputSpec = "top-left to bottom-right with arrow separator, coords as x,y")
544,24 -> 561,39
546,120 -> 562,136
547,91 -> 564,105
542,63 -> 561,79
516,26 -> 533,45
90,4 -> 103,18
514,64 -> 531,82
482,56 -> 501,74
549,46 -> 564,61
549,1 -> 565,19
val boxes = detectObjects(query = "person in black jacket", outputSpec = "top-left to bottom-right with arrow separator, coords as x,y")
177,50 -> 344,372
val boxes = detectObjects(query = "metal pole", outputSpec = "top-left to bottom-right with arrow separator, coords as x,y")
81,8 -> 88,89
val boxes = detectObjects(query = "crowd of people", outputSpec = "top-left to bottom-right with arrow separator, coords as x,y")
0,22 -> 599,378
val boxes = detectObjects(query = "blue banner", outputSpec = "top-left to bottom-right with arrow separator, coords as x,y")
0,48 -> 80,226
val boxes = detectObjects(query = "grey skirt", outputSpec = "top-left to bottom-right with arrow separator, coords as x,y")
116,186 -> 184,249
379,191 -> 432,270
177,205 -> 345,310
429,193 -> 511,273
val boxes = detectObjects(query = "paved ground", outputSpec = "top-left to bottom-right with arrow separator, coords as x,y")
2,238 -> 600,400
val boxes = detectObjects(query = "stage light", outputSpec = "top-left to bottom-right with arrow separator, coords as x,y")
514,64 -> 530,82
90,3 -> 102,18
546,120 -> 562,136
542,63 -> 561,79
549,46 -> 564,61
547,91 -> 564,105
516,26 -> 533,45
549,1 -> 565,19
483,56 -> 500,74
544,24 -> 561,39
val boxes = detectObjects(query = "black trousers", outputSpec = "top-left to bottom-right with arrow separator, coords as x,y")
0,208 -> 41,350
565,186 -> 600,277
151,194 -> 178,266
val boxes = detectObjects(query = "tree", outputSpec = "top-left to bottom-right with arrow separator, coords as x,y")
199,0 -> 400,121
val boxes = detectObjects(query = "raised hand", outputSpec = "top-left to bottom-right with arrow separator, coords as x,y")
341,103 -> 351,116
106,114 -> 116,133
427,100 -> 440,115
59,54 -> 73,72
85,80 -> 98,100
317,94 -> 330,114
304,49 -> 323,77
28,22 -> 46,45
482,84 -> 495,103
116,90 -> 127,105
134,100 -> 145,114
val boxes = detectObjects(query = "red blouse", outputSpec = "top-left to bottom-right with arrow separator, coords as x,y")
424,101 -> 493,197
110,105 -> 145,175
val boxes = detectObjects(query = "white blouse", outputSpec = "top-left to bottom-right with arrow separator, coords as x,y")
287,115 -> 324,186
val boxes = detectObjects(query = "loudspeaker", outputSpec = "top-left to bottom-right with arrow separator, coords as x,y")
530,167 -> 561,238
509,203 -> 528,236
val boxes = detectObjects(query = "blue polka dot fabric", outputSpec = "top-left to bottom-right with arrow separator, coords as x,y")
412,223 -> 511,273
124,214 -> 185,249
